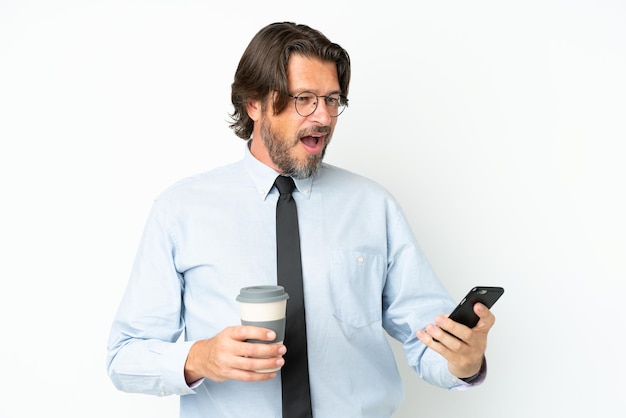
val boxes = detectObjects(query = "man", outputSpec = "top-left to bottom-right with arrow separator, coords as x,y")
107,22 -> 495,417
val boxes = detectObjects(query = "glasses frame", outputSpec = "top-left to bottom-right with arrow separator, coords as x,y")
287,91 -> 349,118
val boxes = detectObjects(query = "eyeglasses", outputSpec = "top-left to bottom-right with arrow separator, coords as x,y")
287,91 -> 349,117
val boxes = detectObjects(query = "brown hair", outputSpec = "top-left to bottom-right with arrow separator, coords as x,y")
229,22 -> 351,139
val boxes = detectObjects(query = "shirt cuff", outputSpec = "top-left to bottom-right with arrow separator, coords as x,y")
188,378 -> 204,389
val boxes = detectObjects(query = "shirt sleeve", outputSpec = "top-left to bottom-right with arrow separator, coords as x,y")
381,197 -> 485,390
106,198 -> 197,396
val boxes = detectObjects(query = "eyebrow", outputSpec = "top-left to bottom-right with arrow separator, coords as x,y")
291,88 -> 343,96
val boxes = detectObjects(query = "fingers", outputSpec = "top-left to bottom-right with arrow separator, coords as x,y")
416,305 -> 496,379
473,303 -> 496,331
416,323 -> 482,380
225,326 -> 287,373
229,324 -> 279,344
440,303 -> 495,340
416,304 -> 497,353
416,323 -> 464,355
185,326 -> 286,384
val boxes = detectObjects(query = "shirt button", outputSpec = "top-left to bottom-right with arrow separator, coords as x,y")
357,256 -> 364,263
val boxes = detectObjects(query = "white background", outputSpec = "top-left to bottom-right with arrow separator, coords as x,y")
1,1 -> 625,417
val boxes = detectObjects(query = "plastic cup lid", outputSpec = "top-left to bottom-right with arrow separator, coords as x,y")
236,285 -> 289,303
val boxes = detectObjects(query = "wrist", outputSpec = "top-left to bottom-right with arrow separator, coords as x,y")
460,357 -> 486,383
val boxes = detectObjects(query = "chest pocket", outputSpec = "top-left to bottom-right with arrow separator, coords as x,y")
329,250 -> 385,328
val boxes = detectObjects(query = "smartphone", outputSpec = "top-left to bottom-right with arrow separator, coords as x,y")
448,286 -> 504,328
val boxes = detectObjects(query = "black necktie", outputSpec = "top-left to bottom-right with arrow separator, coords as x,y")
274,176 -> 313,418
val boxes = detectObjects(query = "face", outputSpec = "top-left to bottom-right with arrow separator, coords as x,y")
248,54 -> 341,179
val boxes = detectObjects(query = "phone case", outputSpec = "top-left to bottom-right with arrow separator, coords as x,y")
448,286 -> 504,328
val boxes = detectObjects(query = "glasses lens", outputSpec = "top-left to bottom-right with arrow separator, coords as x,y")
293,92 -> 347,117
332,95 -> 347,117
325,94 -> 346,117
294,92 -> 317,117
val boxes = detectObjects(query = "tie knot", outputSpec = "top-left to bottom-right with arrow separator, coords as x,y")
274,176 -> 296,196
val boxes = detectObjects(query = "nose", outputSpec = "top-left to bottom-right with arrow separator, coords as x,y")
309,99 -> 332,125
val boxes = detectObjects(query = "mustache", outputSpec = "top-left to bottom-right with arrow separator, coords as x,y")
298,126 -> 332,137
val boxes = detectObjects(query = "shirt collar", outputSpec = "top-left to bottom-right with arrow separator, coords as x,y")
243,140 -> 314,201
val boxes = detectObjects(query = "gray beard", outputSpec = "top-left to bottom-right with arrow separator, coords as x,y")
260,119 -> 328,179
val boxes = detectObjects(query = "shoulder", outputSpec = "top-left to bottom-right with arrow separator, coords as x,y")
317,163 -> 394,197
155,160 -> 244,203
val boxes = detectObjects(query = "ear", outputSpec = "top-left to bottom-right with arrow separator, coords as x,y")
246,99 -> 262,122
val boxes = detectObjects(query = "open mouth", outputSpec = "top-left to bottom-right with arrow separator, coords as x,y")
299,132 -> 327,154
301,134 -> 321,147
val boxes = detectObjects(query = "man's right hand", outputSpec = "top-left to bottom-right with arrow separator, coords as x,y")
184,325 -> 286,384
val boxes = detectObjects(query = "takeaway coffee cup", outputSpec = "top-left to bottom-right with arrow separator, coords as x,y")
236,285 -> 289,372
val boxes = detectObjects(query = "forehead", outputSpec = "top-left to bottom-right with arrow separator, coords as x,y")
287,54 -> 340,93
